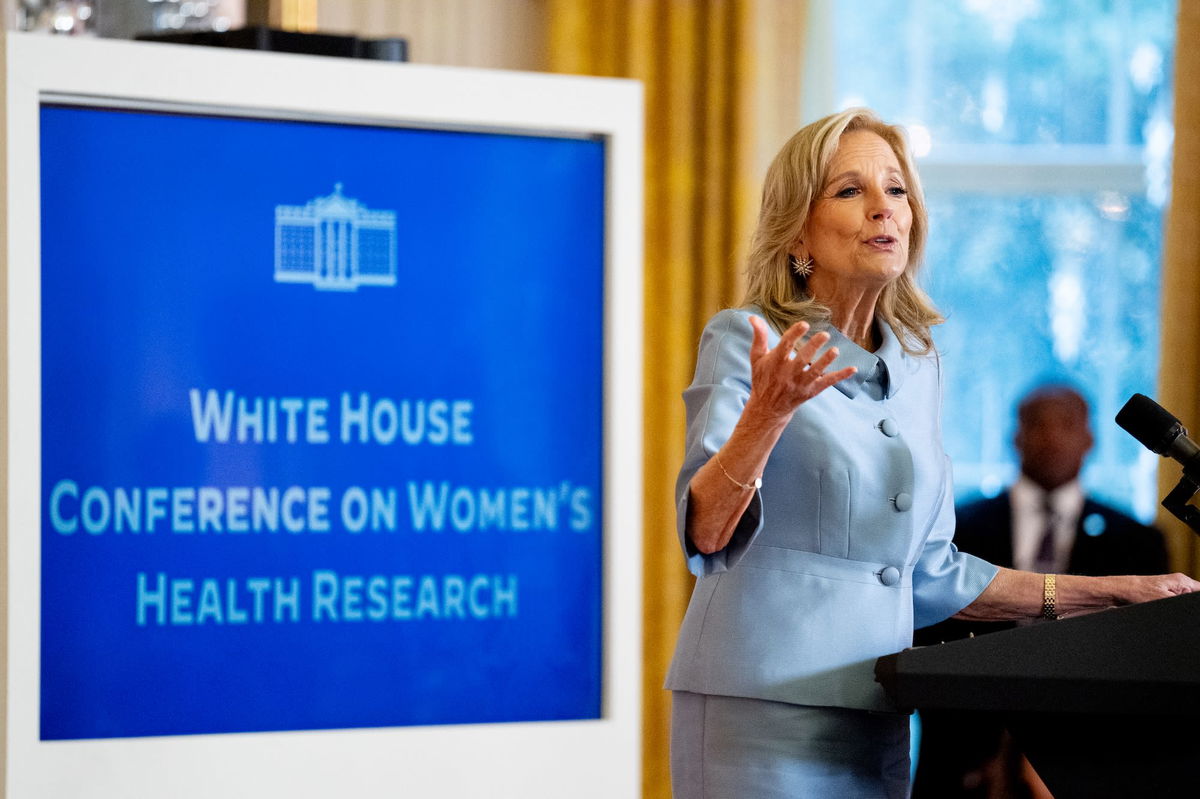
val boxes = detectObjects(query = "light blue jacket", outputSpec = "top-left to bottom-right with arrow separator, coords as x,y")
665,309 -> 998,712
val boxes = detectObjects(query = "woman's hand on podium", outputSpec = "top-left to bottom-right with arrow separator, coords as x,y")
1106,572 -> 1200,605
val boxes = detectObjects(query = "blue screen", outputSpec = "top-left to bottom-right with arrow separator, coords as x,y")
39,105 -> 605,739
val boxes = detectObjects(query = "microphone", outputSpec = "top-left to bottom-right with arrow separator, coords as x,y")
1116,393 -> 1200,474
1119,393 -> 1200,535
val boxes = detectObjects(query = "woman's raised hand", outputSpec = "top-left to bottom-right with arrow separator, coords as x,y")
746,316 -> 858,422
684,315 -> 860,555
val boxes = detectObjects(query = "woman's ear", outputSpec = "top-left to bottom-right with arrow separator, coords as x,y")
789,236 -> 806,261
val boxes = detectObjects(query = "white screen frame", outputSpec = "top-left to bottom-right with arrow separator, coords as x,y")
2,32 -> 643,799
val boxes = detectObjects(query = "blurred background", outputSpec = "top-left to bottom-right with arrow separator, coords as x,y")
10,2 -> 1199,796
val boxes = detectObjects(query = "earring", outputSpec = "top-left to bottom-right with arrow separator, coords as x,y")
790,254 -> 813,277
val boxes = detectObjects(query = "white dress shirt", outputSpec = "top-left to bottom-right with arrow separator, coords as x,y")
1010,475 -> 1085,573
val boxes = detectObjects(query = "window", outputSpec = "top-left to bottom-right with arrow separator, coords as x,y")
807,0 -> 1176,518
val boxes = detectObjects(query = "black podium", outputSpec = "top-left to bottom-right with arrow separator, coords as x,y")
876,592 -> 1200,798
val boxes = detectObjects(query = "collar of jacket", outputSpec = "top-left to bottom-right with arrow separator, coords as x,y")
815,319 -> 907,400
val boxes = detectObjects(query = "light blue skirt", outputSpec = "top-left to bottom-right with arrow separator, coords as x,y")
671,691 -> 911,798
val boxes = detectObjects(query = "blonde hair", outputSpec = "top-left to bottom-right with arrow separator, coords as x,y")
741,108 -> 942,355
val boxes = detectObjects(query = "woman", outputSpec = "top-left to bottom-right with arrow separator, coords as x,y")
665,108 -> 1199,797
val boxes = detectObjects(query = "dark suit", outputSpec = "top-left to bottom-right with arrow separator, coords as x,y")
911,491 -> 1168,797
951,492 -> 1167,578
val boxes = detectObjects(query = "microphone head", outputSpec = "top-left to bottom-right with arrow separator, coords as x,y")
1116,393 -> 1185,455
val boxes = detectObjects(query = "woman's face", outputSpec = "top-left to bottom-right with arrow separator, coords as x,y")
797,129 -> 913,291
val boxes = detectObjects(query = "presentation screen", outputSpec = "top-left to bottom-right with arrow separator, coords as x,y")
38,103 -> 605,740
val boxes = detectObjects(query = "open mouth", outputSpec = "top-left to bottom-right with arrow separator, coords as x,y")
867,236 -> 897,245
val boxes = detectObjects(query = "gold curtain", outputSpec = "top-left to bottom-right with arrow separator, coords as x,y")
247,0 -> 318,30
544,3 -> 808,796
1157,0 -> 1200,577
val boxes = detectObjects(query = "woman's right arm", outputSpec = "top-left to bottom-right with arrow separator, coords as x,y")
686,316 -> 856,555
954,567 -> 1200,621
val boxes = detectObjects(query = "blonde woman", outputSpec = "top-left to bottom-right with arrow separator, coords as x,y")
666,108 -> 1199,797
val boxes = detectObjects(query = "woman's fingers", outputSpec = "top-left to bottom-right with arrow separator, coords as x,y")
806,344 -> 841,374
756,317 -> 840,371
753,318 -> 845,380
793,329 -> 832,367
811,366 -> 858,391
748,316 -> 854,410
775,319 -> 811,360
748,316 -> 771,362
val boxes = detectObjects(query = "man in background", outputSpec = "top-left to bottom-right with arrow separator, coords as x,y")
912,383 -> 1168,798
952,384 -> 1167,580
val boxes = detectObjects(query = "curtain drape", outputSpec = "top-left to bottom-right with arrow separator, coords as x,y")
1157,0 -> 1200,576
544,3 -> 808,796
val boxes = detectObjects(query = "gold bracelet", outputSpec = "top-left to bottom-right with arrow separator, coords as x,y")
714,454 -> 761,491
1042,573 -> 1059,620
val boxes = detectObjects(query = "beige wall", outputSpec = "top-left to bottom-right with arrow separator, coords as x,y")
318,0 -> 547,71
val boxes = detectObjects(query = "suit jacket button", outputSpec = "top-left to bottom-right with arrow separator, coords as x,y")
880,418 -> 899,437
879,566 -> 901,586
892,492 -> 913,511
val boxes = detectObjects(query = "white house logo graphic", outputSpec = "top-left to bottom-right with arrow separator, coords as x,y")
274,184 -> 398,291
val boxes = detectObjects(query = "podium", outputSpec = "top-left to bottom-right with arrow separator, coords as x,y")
876,592 -> 1200,798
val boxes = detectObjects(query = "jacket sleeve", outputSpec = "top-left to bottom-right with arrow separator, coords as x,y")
675,309 -> 766,576
911,456 -> 999,628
